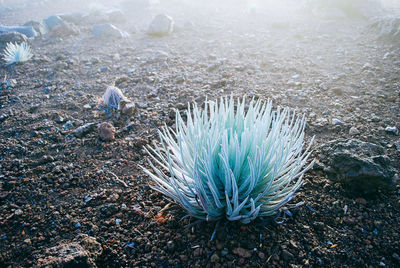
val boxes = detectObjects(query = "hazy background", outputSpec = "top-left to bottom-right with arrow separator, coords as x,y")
1,0 -> 400,26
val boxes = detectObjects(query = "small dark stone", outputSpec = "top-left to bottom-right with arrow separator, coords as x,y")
281,249 -> 294,261
210,253 -> 220,263
100,203 -> 119,217
166,241 -> 175,252
313,221 -> 325,232
98,122 -> 115,141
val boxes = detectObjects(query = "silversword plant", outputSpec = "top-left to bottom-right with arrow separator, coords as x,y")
2,42 -> 33,65
143,96 -> 314,223
101,86 -> 129,110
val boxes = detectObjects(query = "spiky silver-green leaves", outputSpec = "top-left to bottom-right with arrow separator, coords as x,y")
143,96 -> 314,223
2,42 -> 33,65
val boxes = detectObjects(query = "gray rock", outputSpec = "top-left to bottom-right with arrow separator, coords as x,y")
319,139 -> 396,194
332,118 -> 344,126
75,234 -> 102,259
0,31 -> 28,52
147,14 -> 174,36
74,123 -> 96,138
93,24 -> 129,39
43,15 -> 64,30
349,126 -> 360,136
50,22 -> 80,37
121,101 -> 135,115
23,20 -> 48,36
385,126 -> 398,135
0,25 -> 37,38
36,242 -> 95,267
0,113 -> 8,122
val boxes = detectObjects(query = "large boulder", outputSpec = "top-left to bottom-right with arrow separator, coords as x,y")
0,25 -> 37,38
23,20 -> 48,36
0,31 -> 28,52
147,14 -> 174,36
93,24 -> 129,38
43,15 -> 64,30
318,139 -> 397,195
50,22 -> 80,37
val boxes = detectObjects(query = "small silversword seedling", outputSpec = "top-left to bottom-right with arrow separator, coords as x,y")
2,42 -> 33,65
101,86 -> 129,110
143,96 -> 314,223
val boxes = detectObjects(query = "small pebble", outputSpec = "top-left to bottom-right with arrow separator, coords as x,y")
98,122 -> 115,141
281,249 -> 294,261
332,118 -> 344,126
14,209 -> 23,215
385,126 -> 398,135
349,126 -> 360,135
258,252 -> 265,260
166,241 -> 175,251
210,253 -> 219,263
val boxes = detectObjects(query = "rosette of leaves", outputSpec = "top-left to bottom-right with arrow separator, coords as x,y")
2,42 -> 33,65
142,96 -> 314,223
